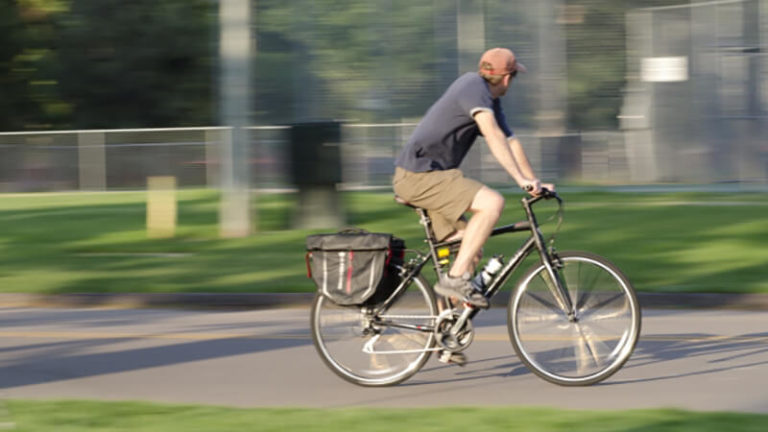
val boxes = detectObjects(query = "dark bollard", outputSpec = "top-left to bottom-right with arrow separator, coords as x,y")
288,121 -> 345,229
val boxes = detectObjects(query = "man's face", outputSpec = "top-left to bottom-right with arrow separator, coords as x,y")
498,71 -> 516,96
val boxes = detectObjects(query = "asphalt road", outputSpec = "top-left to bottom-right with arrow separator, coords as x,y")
0,306 -> 766,413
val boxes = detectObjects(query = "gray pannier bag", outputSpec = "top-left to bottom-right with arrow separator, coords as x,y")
305,229 -> 400,306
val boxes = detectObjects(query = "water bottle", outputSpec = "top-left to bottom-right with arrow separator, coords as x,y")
471,255 -> 504,293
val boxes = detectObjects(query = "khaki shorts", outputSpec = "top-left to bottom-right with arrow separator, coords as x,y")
393,167 -> 483,241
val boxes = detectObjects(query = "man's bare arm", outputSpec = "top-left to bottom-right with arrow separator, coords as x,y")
508,136 -> 535,179
509,135 -> 556,193
474,111 -> 539,192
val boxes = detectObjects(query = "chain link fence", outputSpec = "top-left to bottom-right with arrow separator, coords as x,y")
0,124 -> 633,193
2,1 -> 767,193
622,0 -> 768,184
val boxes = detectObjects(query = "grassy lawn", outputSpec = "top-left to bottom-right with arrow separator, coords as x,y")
2,400 -> 767,431
0,189 -> 767,294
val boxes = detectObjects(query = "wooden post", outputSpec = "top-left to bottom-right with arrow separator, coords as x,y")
146,176 -> 177,238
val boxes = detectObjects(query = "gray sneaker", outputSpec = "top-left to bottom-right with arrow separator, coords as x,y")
438,350 -> 467,366
435,273 -> 489,308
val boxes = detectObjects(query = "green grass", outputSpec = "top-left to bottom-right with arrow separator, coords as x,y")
0,189 -> 767,294
2,400 -> 767,431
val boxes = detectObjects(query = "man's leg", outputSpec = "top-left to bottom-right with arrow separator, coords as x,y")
395,168 -> 494,307
443,229 -> 482,268
449,186 -> 505,278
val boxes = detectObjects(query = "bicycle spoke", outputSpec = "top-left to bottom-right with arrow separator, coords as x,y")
368,335 -> 393,371
578,293 -> 627,318
581,304 -> 631,322
522,289 -> 565,317
573,271 -> 593,312
579,261 -> 604,291
575,289 -> 594,312
365,332 -> 440,356
569,261 -> 579,311
390,330 -> 430,348
574,330 -> 591,375
571,263 -> 607,310
541,269 -> 573,314
516,310 -> 562,325
576,322 -> 611,368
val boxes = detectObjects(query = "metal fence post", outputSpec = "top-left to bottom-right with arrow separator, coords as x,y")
218,0 -> 254,237
204,128 -> 220,189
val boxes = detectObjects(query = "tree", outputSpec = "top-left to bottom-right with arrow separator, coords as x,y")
254,0 -> 441,124
54,0 -> 215,128
1,0 -> 691,133
0,0 -> 62,130
564,0 -> 682,130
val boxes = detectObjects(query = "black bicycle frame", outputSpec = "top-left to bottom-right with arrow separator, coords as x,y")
484,193 -> 575,318
375,191 -> 574,324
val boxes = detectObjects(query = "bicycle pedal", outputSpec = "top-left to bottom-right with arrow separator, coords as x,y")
438,350 -> 467,367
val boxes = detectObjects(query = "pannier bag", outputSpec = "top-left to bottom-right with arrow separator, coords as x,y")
306,229 -> 404,306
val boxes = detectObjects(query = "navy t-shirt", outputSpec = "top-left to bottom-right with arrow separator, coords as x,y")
395,73 -> 514,172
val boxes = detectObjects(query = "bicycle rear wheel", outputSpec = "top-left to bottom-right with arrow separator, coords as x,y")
508,251 -> 641,386
311,273 -> 437,386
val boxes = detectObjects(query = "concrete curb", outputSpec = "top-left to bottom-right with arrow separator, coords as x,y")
0,293 -> 316,310
636,292 -> 768,310
1,292 -> 768,310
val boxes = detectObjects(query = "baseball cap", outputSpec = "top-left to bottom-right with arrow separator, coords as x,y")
478,48 -> 527,76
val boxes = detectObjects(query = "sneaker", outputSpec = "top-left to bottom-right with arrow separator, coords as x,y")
438,350 -> 467,366
434,273 -> 489,308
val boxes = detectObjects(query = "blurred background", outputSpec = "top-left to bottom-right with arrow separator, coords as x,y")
1,0 -> 766,192
2,4 -> 768,423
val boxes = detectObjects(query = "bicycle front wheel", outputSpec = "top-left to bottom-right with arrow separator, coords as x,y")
508,251 -> 641,386
311,274 -> 437,386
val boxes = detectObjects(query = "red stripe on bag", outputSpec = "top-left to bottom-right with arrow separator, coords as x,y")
305,252 -> 312,278
345,251 -> 354,294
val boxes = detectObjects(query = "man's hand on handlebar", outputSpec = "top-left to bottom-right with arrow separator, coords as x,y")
522,179 -> 556,197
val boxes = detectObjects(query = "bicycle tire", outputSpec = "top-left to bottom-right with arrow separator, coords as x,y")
507,251 -> 641,386
311,273 -> 437,386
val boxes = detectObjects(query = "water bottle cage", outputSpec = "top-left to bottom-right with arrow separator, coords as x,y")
471,256 -> 504,292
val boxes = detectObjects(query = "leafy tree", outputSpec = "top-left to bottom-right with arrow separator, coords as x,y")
564,0 -> 682,129
0,0 -> 62,130
255,0 -> 439,124
0,0 -> 692,133
54,0 -> 215,128
0,1 -> 27,131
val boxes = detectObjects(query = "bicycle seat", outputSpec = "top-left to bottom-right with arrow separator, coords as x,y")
394,195 -> 421,210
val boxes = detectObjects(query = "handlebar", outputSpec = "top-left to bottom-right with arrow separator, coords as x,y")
522,187 -> 564,252
524,187 -> 562,206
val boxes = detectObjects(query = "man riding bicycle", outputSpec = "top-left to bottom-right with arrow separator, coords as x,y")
393,47 -> 554,309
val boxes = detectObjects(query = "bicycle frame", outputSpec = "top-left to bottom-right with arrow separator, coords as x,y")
373,191 -> 574,328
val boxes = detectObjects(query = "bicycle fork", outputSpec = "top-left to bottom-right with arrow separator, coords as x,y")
541,250 -> 577,321
523,197 -> 576,321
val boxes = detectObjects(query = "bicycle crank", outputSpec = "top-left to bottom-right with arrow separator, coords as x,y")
434,309 -> 474,352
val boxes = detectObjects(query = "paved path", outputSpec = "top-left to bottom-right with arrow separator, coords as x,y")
0,306 -> 767,413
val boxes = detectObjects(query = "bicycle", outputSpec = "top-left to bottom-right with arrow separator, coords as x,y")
310,189 -> 641,387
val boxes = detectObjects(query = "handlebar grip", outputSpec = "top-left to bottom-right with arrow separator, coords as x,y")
523,184 -> 549,195
540,187 -> 559,199
523,187 -> 561,205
